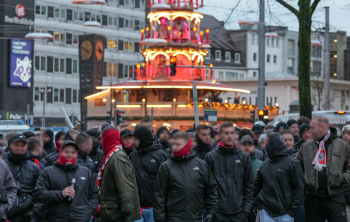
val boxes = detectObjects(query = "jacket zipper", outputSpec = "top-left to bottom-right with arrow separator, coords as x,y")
184,156 -> 190,220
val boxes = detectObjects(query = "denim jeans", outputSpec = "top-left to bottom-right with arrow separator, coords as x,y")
134,208 -> 155,222
259,209 -> 294,222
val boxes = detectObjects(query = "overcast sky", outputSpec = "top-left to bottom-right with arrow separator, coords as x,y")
198,0 -> 350,34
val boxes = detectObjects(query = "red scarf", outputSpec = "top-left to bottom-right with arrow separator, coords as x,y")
55,140 -> 61,151
313,130 -> 331,172
57,151 -> 77,165
217,141 -> 235,148
96,145 -> 122,187
173,138 -> 192,157
121,140 -> 133,149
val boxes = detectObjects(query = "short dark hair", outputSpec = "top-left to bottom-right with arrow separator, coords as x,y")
28,137 -> 41,152
297,116 -> 310,126
210,123 -> 218,126
281,130 -> 293,137
140,117 -> 152,124
172,131 -> 190,142
264,125 -> 274,131
267,132 -> 280,142
219,121 -> 234,133
196,124 -> 210,133
6,131 -> 17,141
75,133 -> 91,147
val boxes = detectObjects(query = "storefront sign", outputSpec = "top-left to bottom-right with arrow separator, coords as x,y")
9,39 -> 32,88
15,4 -> 25,18
4,16 -> 34,25
204,109 -> 217,122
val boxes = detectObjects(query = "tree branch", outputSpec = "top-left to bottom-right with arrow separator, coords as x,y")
310,0 -> 321,15
275,0 -> 299,17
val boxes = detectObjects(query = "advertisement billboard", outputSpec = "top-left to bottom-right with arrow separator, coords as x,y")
9,39 -> 32,87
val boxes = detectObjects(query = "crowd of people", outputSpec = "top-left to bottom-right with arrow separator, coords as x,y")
0,115 -> 350,222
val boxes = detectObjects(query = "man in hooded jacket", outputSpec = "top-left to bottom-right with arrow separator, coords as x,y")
0,159 -> 16,222
193,124 -> 214,160
205,122 -> 254,222
254,133 -> 304,222
120,129 -> 134,156
34,140 -> 99,222
98,126 -> 141,222
75,133 -> 95,173
86,129 -> 105,173
156,126 -> 172,155
42,130 -> 56,155
130,126 -> 169,222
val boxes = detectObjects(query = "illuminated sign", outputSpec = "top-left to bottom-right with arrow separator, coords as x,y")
15,4 -> 25,18
9,39 -> 32,88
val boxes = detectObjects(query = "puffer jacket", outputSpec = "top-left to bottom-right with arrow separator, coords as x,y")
45,150 -> 59,167
159,140 -> 172,155
205,143 -> 254,215
193,135 -> 214,160
77,149 -> 95,172
129,142 -> 168,208
296,127 -> 350,196
154,151 -> 218,222
0,160 -> 16,220
5,152 -> 41,219
34,163 -> 99,222
43,141 -> 56,155
254,135 -> 304,217
88,143 -> 105,174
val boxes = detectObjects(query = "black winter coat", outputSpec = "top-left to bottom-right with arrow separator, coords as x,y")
88,146 -> 105,174
254,149 -> 305,217
34,163 -> 99,222
154,152 -> 218,222
129,142 -> 168,208
205,145 -> 254,214
122,146 -> 134,156
193,136 -> 214,160
160,140 -> 172,155
45,150 -> 60,167
43,141 -> 56,155
77,149 -> 95,172
5,153 -> 41,218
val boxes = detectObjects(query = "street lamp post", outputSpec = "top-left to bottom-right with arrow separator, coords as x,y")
40,88 -> 51,127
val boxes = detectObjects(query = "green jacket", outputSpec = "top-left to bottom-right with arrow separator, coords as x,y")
100,150 -> 141,221
296,128 -> 350,196
251,156 -> 262,178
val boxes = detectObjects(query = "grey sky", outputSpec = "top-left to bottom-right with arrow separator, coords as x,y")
198,0 -> 350,34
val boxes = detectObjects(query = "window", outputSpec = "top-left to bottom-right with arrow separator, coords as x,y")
54,58 -> 65,72
60,33 -> 66,43
123,41 -> 133,51
273,55 -> 277,64
205,52 -> 210,60
287,58 -> 295,74
113,64 -> 117,77
288,40 -> 295,55
276,37 -> 279,48
253,71 -> 257,77
55,9 -> 65,18
124,41 -> 129,50
107,63 -> 112,76
311,61 -> 322,76
95,98 -> 105,107
215,50 -> 221,61
54,32 -> 59,42
124,19 -> 129,28
53,88 -> 59,102
73,34 -> 78,44
60,89 -> 64,102
34,87 -> 40,101
123,65 -> 129,78
72,59 -> 78,74
226,72 -> 238,79
107,63 -> 118,77
271,38 -> 275,47
240,74 -> 244,79
252,34 -> 255,45
96,15 -> 102,23
219,71 -> 223,79
266,37 -> 270,47
125,0 -> 130,6
311,45 -> 322,58
60,9 -> 66,19
267,55 -> 270,63
73,11 -> 84,21
108,39 -> 112,48
114,17 -> 118,27
54,32 -> 66,43
35,5 -> 47,15
129,42 -> 134,51
72,90 -> 78,103
35,56 -> 46,71
225,52 -> 231,62
54,8 -> 59,17
130,20 -> 134,29
140,21 -> 145,29
234,53 -> 240,63
253,53 -> 257,62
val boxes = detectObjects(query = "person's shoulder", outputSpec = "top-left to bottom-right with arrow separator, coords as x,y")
333,137 -> 349,146
77,165 -> 92,173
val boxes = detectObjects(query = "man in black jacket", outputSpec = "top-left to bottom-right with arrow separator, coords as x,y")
86,129 -> 105,173
130,126 -> 168,222
156,126 -> 172,154
193,124 -> 213,160
42,129 -> 56,155
45,130 -> 80,167
120,129 -> 134,156
287,119 -> 300,142
5,134 -> 41,222
34,140 -> 99,222
154,131 -> 218,222
205,122 -> 254,222
75,133 -> 95,173
0,159 -> 16,222
254,133 -> 304,222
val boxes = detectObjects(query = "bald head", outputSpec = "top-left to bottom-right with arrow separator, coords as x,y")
310,116 -> 330,140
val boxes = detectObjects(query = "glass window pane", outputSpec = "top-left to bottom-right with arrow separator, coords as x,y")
54,9 -> 59,17
124,19 -> 129,28
54,58 -> 59,72
123,65 -> 128,78
54,32 -> 59,42
73,60 -> 78,73
124,42 -> 128,50
107,63 -> 111,76
60,89 -> 64,102
108,39 -> 112,48
113,40 -> 117,48
60,9 -> 66,18
73,11 -> 78,20
35,56 -> 40,70
41,57 -> 46,71
60,33 -> 65,43
114,17 -> 118,26
79,12 -> 84,21
34,87 -> 40,101
36,6 -> 41,14
60,58 -> 65,72
108,17 -> 112,25
130,20 -> 134,28
96,15 -> 101,23
73,90 -> 77,103
54,89 -> 59,102
42,6 -> 47,15
113,64 -> 117,76
73,35 -> 78,44
129,43 -> 133,51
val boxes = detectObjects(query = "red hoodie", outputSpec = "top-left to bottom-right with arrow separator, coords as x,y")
102,129 -> 121,153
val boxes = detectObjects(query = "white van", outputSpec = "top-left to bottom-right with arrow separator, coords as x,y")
0,120 -> 30,141
271,110 -> 349,128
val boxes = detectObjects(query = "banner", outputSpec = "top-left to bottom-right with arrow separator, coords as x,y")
9,39 -> 32,87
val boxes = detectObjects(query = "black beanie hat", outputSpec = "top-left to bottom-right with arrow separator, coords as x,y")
55,131 -> 65,141
23,131 -> 36,139
273,122 -> 289,132
172,129 -> 180,134
86,129 -> 101,138
133,126 -> 154,149
156,127 -> 169,138
299,123 -> 310,137
239,128 -> 253,140
210,127 -> 215,139
43,129 -> 54,140
287,119 -> 298,127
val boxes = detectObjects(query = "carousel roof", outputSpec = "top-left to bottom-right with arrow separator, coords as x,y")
96,80 -> 250,93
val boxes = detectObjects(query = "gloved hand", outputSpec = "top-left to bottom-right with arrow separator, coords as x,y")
204,213 -> 214,222
121,212 -> 132,222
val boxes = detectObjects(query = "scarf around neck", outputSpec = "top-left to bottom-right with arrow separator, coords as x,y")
312,130 -> 331,172
173,138 -> 192,157
58,151 -> 77,166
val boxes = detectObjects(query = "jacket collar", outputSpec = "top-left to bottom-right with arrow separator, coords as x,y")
170,150 -> 196,161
